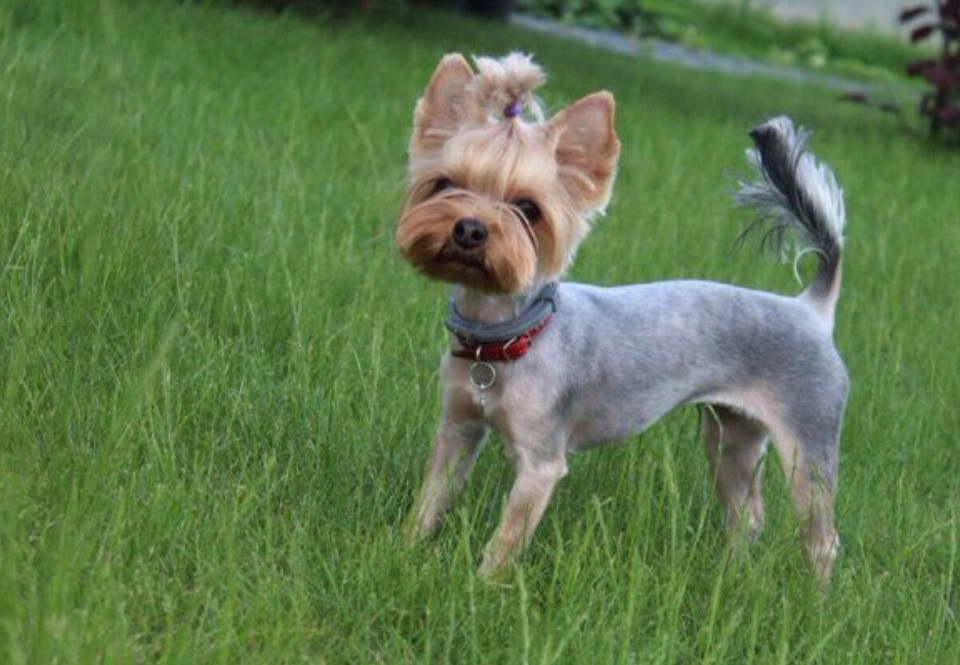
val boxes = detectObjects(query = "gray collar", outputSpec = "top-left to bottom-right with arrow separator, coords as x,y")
445,282 -> 560,344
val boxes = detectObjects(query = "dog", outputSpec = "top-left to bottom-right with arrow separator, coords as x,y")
396,53 -> 848,582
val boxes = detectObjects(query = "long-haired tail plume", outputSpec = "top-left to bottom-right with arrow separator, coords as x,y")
736,116 -> 846,323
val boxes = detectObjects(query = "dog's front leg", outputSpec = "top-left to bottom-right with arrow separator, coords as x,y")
405,418 -> 487,544
478,450 -> 568,579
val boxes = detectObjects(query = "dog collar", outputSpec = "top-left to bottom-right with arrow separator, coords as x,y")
445,282 -> 559,362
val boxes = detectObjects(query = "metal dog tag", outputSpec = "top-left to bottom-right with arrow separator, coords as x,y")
469,362 -> 496,391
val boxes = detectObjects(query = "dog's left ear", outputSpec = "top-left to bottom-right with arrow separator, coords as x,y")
549,91 -> 621,213
410,54 -> 475,157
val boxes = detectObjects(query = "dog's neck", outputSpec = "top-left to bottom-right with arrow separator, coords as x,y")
445,280 -> 559,350
450,280 -> 550,325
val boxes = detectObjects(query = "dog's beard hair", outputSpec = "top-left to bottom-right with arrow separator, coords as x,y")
397,193 -> 537,293
398,122 -> 589,293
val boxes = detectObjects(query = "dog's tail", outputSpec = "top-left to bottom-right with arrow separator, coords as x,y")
736,116 -> 846,327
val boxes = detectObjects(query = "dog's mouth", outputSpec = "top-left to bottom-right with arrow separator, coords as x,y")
436,246 -> 488,273
413,244 -> 508,292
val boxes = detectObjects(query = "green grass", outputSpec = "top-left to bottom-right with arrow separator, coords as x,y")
1,1 -> 958,663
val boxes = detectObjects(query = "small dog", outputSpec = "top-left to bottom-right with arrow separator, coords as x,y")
397,53 -> 848,581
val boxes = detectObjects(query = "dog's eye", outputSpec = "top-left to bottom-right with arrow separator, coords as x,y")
513,198 -> 542,224
432,178 -> 454,196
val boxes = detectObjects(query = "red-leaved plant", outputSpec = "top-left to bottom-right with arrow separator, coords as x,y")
901,1 -> 960,136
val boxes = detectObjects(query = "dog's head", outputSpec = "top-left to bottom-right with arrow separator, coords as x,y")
396,53 -> 620,295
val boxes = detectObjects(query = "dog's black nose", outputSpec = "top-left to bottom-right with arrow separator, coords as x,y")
453,218 -> 488,249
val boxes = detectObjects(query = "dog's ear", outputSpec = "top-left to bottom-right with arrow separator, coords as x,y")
411,54 -> 475,156
548,91 -> 621,213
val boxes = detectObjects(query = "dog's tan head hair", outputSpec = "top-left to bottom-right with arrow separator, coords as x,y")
396,52 -> 620,294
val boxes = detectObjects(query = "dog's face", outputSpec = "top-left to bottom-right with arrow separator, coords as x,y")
397,54 -> 621,295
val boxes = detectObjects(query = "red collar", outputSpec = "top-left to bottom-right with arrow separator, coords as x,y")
451,314 -> 553,362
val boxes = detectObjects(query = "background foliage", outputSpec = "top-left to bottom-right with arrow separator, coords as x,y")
517,0 -> 920,81
901,1 -> 960,137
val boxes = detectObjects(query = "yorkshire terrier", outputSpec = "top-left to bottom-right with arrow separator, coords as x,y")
397,53 -> 848,581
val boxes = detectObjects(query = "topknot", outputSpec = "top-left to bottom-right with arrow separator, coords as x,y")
468,52 -> 546,125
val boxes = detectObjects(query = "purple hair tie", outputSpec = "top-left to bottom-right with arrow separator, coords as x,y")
504,100 -> 523,118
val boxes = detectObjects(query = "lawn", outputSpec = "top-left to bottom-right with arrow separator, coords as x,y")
1,1 -> 958,663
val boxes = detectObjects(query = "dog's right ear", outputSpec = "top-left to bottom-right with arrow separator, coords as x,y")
411,54 -> 474,156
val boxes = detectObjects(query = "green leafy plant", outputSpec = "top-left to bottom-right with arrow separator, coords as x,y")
518,0 -> 680,39
900,1 -> 960,137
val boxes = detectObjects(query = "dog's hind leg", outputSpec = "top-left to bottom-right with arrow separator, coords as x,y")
701,405 -> 769,542
767,419 -> 842,582
713,376 -> 845,581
